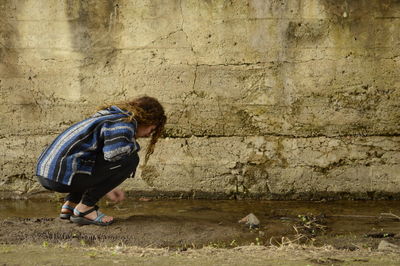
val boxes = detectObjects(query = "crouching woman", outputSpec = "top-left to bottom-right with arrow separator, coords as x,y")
36,96 -> 166,226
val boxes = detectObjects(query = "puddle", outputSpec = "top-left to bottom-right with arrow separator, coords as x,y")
1,199 -> 400,248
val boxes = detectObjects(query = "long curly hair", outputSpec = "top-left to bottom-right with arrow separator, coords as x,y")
98,96 -> 167,165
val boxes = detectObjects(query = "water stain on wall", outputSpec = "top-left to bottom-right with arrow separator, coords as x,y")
0,1 -> 22,78
140,165 -> 160,187
65,0 -> 119,52
64,0 -> 121,101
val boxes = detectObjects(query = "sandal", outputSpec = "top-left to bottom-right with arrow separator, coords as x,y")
60,204 -> 75,220
70,205 -> 113,226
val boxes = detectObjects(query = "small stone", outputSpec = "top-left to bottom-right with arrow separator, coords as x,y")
378,240 -> 399,251
138,197 -> 152,202
239,213 -> 260,229
114,245 -> 123,253
343,11 -> 348,18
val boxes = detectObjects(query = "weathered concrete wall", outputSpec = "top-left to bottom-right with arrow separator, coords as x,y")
1,0 -> 399,199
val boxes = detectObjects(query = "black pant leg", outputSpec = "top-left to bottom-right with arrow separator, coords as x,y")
37,152 -> 139,206
65,192 -> 84,204
80,169 -> 129,206
69,152 -> 140,206
37,175 -> 71,192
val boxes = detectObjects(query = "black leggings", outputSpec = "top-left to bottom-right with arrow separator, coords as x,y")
37,152 -> 139,206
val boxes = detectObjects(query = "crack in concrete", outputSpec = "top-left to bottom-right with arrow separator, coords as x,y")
192,62 -> 268,67
183,139 -> 195,161
24,66 -> 45,113
179,0 -> 197,62
4,133 -> 400,139
216,96 -> 226,135
163,132 -> 400,139
192,64 -> 198,91
147,29 -> 183,47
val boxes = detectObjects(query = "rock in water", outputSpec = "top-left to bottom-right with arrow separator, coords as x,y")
378,240 -> 399,251
238,213 -> 260,229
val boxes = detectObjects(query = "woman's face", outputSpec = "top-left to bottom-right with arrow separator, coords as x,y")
136,124 -> 157,138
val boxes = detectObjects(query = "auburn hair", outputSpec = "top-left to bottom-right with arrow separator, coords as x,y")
98,96 -> 167,165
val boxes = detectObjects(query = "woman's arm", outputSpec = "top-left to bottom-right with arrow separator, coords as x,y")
101,121 -> 140,161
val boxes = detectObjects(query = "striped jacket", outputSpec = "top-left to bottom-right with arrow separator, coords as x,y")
36,106 -> 140,185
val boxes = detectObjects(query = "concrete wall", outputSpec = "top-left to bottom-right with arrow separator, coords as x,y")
1,0 -> 399,199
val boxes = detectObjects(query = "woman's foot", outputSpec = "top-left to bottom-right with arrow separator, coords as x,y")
60,201 -> 77,219
74,203 -> 113,224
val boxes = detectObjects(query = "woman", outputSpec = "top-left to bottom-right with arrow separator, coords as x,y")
36,96 -> 166,226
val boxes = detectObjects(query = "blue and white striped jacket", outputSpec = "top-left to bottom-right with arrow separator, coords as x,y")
36,106 -> 140,185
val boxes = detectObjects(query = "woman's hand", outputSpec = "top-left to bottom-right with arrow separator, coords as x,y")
106,188 -> 125,203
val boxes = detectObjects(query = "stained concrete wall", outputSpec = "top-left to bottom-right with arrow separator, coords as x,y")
1,0 -> 399,199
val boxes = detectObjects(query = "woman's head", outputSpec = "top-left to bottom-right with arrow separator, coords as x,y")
100,96 -> 167,164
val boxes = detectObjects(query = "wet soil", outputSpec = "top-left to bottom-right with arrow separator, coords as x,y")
1,199 -> 400,251
2,199 -> 400,265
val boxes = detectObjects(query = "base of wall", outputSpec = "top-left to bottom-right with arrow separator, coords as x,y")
2,188 -> 400,201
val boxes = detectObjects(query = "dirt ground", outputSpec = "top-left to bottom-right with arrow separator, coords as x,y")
0,215 -> 256,247
1,243 -> 400,265
1,199 -> 400,264
2,215 -> 400,249
1,215 -> 400,265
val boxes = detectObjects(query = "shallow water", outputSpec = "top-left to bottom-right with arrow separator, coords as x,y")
2,198 -> 399,218
1,199 -> 400,265
1,199 -> 400,237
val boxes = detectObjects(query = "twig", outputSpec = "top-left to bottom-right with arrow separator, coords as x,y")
328,214 -> 378,219
380,212 -> 400,221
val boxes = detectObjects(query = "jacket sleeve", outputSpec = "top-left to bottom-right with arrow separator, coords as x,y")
101,121 -> 140,162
